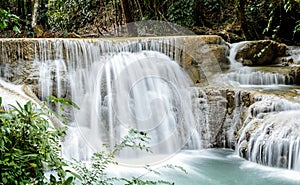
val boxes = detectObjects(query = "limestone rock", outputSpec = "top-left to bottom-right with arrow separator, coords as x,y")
289,66 -> 300,85
235,40 -> 287,66
177,35 -> 229,83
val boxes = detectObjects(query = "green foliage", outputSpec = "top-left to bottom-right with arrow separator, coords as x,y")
166,0 -> 195,27
263,0 -> 299,39
47,96 -> 79,110
294,20 -> 300,34
69,128 -> 183,184
45,95 -> 80,124
47,0 -> 100,32
0,9 -> 20,34
0,98 -> 68,184
69,129 -> 150,184
294,0 -> 300,34
0,97 -> 185,184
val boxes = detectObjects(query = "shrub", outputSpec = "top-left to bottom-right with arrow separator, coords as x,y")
0,9 -> 20,34
0,98 -> 68,184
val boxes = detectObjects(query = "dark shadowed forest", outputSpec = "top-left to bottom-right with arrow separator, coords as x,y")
0,1 -> 300,42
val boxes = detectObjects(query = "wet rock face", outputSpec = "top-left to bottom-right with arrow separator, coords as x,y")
194,87 -> 300,149
204,88 -> 227,147
195,87 -> 300,170
193,87 -> 255,148
235,40 -> 287,66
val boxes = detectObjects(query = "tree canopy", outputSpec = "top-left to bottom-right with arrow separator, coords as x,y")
0,0 -> 299,44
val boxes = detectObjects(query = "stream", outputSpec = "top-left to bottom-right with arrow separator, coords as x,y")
111,149 -> 300,185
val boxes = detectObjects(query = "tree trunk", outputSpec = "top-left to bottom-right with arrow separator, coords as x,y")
120,0 -> 137,36
27,0 -> 32,20
236,0 -> 245,27
31,0 -> 39,28
32,0 -> 43,37
235,0 -> 246,39
17,0 -> 22,17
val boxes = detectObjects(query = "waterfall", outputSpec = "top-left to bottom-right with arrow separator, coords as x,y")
228,41 -> 248,70
225,67 -> 291,85
237,94 -> 300,170
226,42 -> 292,86
0,80 -> 38,109
287,46 -> 300,64
2,37 -> 300,172
238,110 -> 300,170
28,39 -> 201,162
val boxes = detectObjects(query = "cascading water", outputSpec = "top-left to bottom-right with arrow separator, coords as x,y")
33,39 -> 201,162
237,95 -> 300,170
225,67 -> 291,85
228,42 -> 246,70
0,79 -> 38,109
287,46 -> 300,64
224,42 -> 300,171
2,37 -> 300,181
226,42 -> 292,86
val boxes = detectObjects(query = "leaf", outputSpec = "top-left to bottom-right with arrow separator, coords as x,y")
13,25 -> 20,33
2,177 -> 7,184
63,176 -> 74,185
1,21 -> 8,29
66,169 -> 82,181
50,174 -> 57,183
30,163 -> 37,168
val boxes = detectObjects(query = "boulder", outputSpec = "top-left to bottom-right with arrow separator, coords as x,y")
289,66 -> 300,85
235,40 -> 287,66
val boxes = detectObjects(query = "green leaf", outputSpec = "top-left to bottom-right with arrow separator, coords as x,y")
30,163 -> 37,168
63,176 -> 74,185
66,169 -> 82,181
2,177 -> 7,184
50,174 -> 57,183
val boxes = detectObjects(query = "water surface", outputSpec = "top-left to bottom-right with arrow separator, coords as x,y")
113,149 -> 300,185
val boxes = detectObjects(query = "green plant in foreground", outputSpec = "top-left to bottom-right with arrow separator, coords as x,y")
69,129 -> 187,185
0,96 -> 186,184
0,98 -> 68,184
45,95 -> 80,124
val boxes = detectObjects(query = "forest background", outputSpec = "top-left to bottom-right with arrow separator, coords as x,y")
0,0 -> 300,45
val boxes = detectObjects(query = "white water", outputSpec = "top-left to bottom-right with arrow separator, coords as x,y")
228,42 -> 249,70
224,42 -> 300,171
225,67 -> 291,85
2,38 -> 300,174
31,39 -> 202,163
226,42 -> 292,85
287,46 -> 300,64
237,94 -> 300,170
0,79 -> 38,109
68,51 -> 199,161
26,39 -> 300,173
